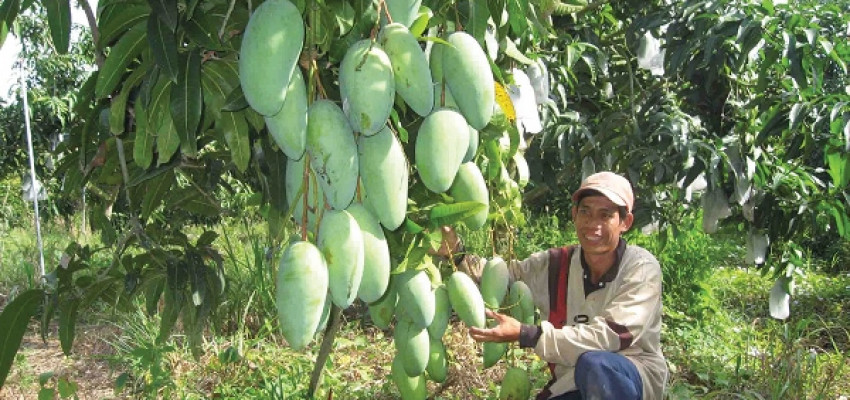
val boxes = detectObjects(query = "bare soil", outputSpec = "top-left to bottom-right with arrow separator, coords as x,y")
1,324 -> 123,400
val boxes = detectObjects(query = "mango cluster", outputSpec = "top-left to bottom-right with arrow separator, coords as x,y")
238,0 -> 535,397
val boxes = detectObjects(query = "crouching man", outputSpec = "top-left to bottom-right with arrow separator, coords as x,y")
439,172 -> 667,399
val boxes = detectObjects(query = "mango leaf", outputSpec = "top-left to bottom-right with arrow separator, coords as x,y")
170,50 -> 202,156
98,4 -> 150,48
183,13 -> 222,50
221,86 -> 248,112
133,100 -> 154,168
429,201 -> 487,228
0,289 -> 44,389
507,0 -> 528,36
467,0 -> 489,44
147,0 -> 177,32
196,230 -> 218,247
90,204 -> 117,246
147,14 -> 179,82
166,187 -> 221,216
141,170 -> 175,220
147,77 -> 180,165
157,283 -> 184,344
110,58 -> 152,134
201,58 -> 240,118
217,110 -> 251,172
0,0 -> 21,48
826,148 -> 849,189
261,138 -> 288,212
58,298 -> 80,356
43,0 -> 70,54
95,22 -> 147,98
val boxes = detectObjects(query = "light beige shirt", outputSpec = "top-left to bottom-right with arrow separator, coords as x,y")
479,244 -> 667,399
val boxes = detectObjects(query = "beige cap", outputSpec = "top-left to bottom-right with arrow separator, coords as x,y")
571,172 -> 635,213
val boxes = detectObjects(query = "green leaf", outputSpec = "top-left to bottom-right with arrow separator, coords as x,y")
217,111 -> 251,172
262,138 -> 288,212
507,0 -> 527,36
201,58 -> 240,119
95,22 -> 147,98
58,298 -> 79,356
0,289 -> 44,389
147,0 -> 177,32
196,230 -> 218,247
147,76 -> 180,165
467,0 -> 490,44
57,377 -> 77,398
90,204 -> 117,246
133,100 -> 154,168
170,50 -> 202,156
157,284 -> 184,344
221,86 -> 248,112
110,58 -> 152,135
147,14 -> 179,82
43,0 -> 70,54
826,148 -> 849,189
141,170 -> 175,220
98,4 -> 150,48
429,201 -> 487,228
184,13 -> 222,50
166,187 -> 221,216
0,0 -> 21,48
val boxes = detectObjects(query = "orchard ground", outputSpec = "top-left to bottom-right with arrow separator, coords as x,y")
1,214 -> 849,399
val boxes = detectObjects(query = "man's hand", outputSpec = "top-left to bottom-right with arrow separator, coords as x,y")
469,309 -> 522,343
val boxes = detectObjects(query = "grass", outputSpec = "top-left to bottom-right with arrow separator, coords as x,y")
1,210 -> 849,399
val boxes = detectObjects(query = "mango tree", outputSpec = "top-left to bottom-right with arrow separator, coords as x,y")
0,0 -> 558,396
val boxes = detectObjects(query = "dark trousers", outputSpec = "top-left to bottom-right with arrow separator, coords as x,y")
548,351 -> 643,400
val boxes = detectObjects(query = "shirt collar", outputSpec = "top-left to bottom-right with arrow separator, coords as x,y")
580,237 -> 627,283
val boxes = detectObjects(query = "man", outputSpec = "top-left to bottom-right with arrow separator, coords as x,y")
440,171 -> 667,399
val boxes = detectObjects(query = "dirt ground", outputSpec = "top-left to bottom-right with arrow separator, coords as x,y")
1,324 -> 122,400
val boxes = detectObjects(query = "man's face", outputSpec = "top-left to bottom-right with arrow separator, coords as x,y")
571,195 -> 633,256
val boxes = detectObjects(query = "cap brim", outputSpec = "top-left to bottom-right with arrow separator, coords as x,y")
573,186 -> 628,208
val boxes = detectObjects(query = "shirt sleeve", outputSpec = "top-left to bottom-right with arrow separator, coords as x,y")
532,255 -> 663,366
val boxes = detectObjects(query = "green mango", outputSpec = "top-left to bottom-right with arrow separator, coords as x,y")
480,257 -> 509,308
415,108 -> 469,193
318,210 -> 364,309
449,162 -> 490,230
379,23 -> 433,116
340,39 -> 395,135
348,203 -> 391,303
506,281 -> 535,325
394,317 -> 430,377
499,367 -> 531,400
238,0 -> 303,116
483,341 -> 508,369
276,241 -> 328,350
397,269 -> 436,329
446,271 -> 485,329
426,336 -> 448,383
428,285 -> 450,339
306,100 -> 358,210
429,42 -> 459,110
442,31 -> 495,129
265,67 -> 307,160
358,125 -> 409,230
392,354 -> 427,400
369,274 -> 397,329
463,125 -> 479,163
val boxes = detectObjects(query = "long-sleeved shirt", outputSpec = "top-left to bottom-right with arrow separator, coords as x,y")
469,239 -> 668,399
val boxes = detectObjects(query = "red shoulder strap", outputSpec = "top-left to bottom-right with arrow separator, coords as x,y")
547,246 -> 573,379
548,246 -> 573,329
